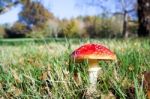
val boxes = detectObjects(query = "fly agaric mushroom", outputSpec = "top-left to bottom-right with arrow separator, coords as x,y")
71,43 -> 116,87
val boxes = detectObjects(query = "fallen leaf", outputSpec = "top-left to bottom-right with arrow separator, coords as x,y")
125,86 -> 135,99
147,90 -> 150,99
143,71 -> 150,99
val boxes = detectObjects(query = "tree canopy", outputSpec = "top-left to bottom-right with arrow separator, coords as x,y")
0,0 -> 149,38
19,0 -> 54,28
0,0 -> 19,14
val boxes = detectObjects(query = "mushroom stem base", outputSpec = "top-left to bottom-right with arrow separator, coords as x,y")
88,67 -> 101,86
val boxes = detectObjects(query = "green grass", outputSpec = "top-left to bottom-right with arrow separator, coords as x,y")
0,38 -> 150,98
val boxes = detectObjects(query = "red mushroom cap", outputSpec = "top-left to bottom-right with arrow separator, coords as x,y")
71,43 -> 116,61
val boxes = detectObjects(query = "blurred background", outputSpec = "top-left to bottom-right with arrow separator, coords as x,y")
0,0 -> 149,39
0,1 -> 150,98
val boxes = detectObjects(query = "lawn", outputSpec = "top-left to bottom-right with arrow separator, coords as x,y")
0,38 -> 150,98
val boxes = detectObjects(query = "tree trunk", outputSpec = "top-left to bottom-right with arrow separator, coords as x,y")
122,10 -> 129,38
137,0 -> 150,37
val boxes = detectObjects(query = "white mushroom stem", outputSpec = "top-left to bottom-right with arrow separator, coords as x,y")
88,67 -> 101,86
88,59 -> 101,87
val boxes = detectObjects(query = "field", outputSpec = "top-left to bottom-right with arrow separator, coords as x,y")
0,38 -> 150,99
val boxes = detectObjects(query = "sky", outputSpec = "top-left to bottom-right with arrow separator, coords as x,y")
0,0 -> 121,24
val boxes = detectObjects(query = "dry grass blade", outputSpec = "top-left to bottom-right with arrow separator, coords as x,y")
7,85 -> 22,97
39,71 -> 49,80
11,69 -> 22,83
101,91 -> 116,99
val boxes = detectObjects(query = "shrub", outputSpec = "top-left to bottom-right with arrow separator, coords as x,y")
127,21 -> 138,37
61,19 -> 81,38
27,26 -> 51,38
5,22 -> 31,38
47,19 -> 60,38
0,26 -> 6,38
97,18 -> 123,38
84,16 -> 123,38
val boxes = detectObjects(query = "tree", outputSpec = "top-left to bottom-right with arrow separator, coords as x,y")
0,25 -> 6,38
62,19 -> 81,37
116,0 -> 137,38
76,0 -> 137,38
83,15 -> 122,38
47,19 -> 60,38
5,22 -> 31,38
137,0 -> 150,37
19,0 -> 54,29
0,0 -> 20,14
83,16 -> 97,37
